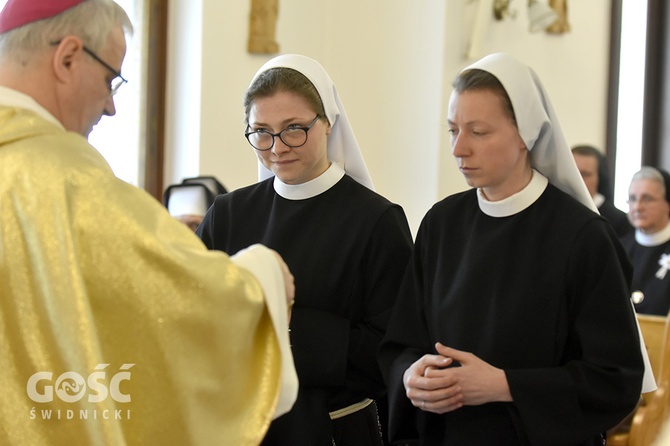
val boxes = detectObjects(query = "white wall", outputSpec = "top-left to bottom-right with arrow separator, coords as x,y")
165,0 -> 611,236
164,0 -> 203,183
439,0 -> 611,201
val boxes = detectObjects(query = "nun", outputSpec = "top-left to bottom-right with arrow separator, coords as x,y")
379,53 -> 647,445
622,166 -> 670,315
196,54 -> 413,445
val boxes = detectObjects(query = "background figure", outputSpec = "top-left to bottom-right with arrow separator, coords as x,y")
197,54 -> 413,446
164,175 -> 227,231
572,144 -> 633,238
181,174 -> 228,196
0,1 -> 296,444
621,166 -> 670,315
379,53 -> 644,445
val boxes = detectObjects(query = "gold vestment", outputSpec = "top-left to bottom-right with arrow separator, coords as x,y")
0,107 -> 284,445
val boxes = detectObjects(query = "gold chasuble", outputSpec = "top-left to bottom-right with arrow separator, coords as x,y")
0,106 -> 286,445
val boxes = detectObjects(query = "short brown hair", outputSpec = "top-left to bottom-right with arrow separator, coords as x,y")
244,67 -> 326,124
452,69 -> 516,126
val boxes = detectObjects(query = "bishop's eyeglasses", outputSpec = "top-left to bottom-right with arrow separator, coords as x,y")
245,115 -> 321,151
50,40 -> 128,96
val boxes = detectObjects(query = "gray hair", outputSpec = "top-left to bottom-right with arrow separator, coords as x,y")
631,165 -> 666,196
631,166 -> 665,186
0,0 -> 133,61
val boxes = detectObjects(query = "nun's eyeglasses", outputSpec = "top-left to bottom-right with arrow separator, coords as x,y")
627,194 -> 664,205
50,40 -> 128,96
245,115 -> 320,151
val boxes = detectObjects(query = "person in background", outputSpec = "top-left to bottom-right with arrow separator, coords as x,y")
572,144 -> 633,238
164,176 -> 227,231
0,0 -> 297,444
622,166 -> 670,315
379,53 -> 646,445
197,54 -> 413,446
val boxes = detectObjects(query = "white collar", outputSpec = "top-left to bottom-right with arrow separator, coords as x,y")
273,162 -> 345,200
0,85 -> 64,129
593,193 -> 606,208
477,169 -> 548,217
635,222 -> 670,247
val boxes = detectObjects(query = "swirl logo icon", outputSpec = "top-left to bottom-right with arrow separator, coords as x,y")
55,372 -> 86,403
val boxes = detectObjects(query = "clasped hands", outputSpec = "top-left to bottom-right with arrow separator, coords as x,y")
403,342 -> 512,414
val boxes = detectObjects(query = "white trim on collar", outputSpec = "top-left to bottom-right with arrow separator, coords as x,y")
593,193 -> 606,208
635,222 -> 670,247
477,169 -> 548,217
0,85 -> 64,129
273,162 -> 345,200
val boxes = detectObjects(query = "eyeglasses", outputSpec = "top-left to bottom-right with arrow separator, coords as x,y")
245,115 -> 321,151
627,194 -> 665,205
50,40 -> 128,96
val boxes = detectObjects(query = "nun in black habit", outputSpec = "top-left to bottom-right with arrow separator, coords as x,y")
379,53 -> 651,446
622,166 -> 670,315
197,54 -> 413,445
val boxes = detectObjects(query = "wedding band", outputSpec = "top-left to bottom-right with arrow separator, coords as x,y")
288,299 -> 295,309
421,400 -> 425,409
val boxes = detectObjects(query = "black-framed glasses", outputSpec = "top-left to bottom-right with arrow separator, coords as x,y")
50,40 -> 128,96
245,115 -> 321,151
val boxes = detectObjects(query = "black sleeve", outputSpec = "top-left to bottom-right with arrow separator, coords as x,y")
505,219 -> 643,444
291,206 -> 412,399
378,220 -> 433,444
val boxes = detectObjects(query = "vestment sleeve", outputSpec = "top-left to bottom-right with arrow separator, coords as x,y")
231,245 -> 298,418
